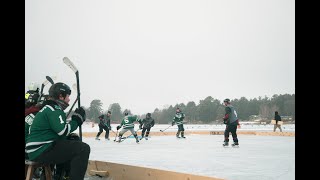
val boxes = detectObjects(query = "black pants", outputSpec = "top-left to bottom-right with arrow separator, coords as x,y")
224,123 -> 238,143
96,125 -> 110,139
178,124 -> 184,131
34,140 -> 90,180
141,127 -> 151,137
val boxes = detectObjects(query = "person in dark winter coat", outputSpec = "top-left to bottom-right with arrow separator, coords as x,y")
139,113 -> 155,140
273,111 -> 282,132
95,111 -> 112,140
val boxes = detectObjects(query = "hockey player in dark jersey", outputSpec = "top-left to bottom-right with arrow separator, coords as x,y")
25,82 -> 90,180
222,98 -> 241,147
95,111 -> 112,140
139,113 -> 155,140
116,112 -> 143,143
25,82 -> 42,145
172,108 -> 186,138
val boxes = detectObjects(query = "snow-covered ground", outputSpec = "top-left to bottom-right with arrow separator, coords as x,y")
82,123 -> 295,180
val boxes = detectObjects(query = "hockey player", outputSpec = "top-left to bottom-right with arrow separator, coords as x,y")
95,111 -> 112,140
25,82 -> 90,180
116,112 -> 143,143
24,82 -> 47,179
139,113 -> 155,140
222,98 -> 240,147
172,108 -> 186,138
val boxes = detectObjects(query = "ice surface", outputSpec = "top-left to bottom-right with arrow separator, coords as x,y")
82,124 -> 295,180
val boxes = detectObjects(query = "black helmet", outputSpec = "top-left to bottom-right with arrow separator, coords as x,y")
49,82 -> 71,99
146,113 -> 151,117
223,98 -> 230,103
107,110 -> 112,114
124,112 -> 128,116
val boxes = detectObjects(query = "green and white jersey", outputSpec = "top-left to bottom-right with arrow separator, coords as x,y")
172,112 -> 185,125
25,100 -> 79,160
120,115 -> 142,129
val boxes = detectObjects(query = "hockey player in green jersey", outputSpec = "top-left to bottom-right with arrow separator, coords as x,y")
116,112 -> 143,143
172,107 -> 186,138
25,82 -> 90,180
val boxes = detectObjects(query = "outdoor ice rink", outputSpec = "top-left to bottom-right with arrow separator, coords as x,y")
82,124 -> 295,180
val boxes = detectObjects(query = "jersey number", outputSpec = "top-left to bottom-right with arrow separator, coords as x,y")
59,115 -> 64,124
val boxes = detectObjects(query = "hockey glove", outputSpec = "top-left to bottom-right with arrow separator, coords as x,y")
72,107 -> 86,126
116,125 -> 121,130
67,133 -> 80,141
223,119 -> 228,125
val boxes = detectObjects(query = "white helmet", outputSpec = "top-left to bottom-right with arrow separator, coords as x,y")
28,82 -> 40,92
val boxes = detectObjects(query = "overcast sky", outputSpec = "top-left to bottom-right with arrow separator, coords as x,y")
25,0 -> 295,115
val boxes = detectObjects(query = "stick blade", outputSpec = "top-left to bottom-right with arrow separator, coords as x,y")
63,57 -> 78,73
45,76 -> 54,85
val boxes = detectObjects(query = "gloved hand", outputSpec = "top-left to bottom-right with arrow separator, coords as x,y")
116,125 -> 121,130
223,119 -> 228,125
172,122 -> 175,126
67,133 -> 80,141
139,124 -> 142,129
72,107 -> 86,126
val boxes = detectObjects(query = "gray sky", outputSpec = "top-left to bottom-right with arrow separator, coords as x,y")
25,0 -> 295,115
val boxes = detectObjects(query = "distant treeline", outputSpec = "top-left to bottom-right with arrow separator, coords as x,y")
84,94 -> 295,124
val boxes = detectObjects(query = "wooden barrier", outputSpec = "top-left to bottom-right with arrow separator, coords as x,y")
82,130 -> 294,138
86,160 -> 224,180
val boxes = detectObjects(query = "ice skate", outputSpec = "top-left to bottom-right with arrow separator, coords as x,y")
223,141 -> 229,147
231,142 -> 239,148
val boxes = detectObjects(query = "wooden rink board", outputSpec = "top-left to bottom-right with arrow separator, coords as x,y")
82,130 -> 294,138
271,120 -> 283,125
86,160 -> 224,180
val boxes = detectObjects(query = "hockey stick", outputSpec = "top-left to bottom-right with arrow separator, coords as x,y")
40,79 -> 50,96
160,125 -> 173,132
110,129 -> 117,136
63,57 -> 83,141
38,76 -> 56,102
66,83 -> 79,119
66,98 -> 78,119
45,76 -> 55,85
121,128 -> 142,141
113,130 -> 118,142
